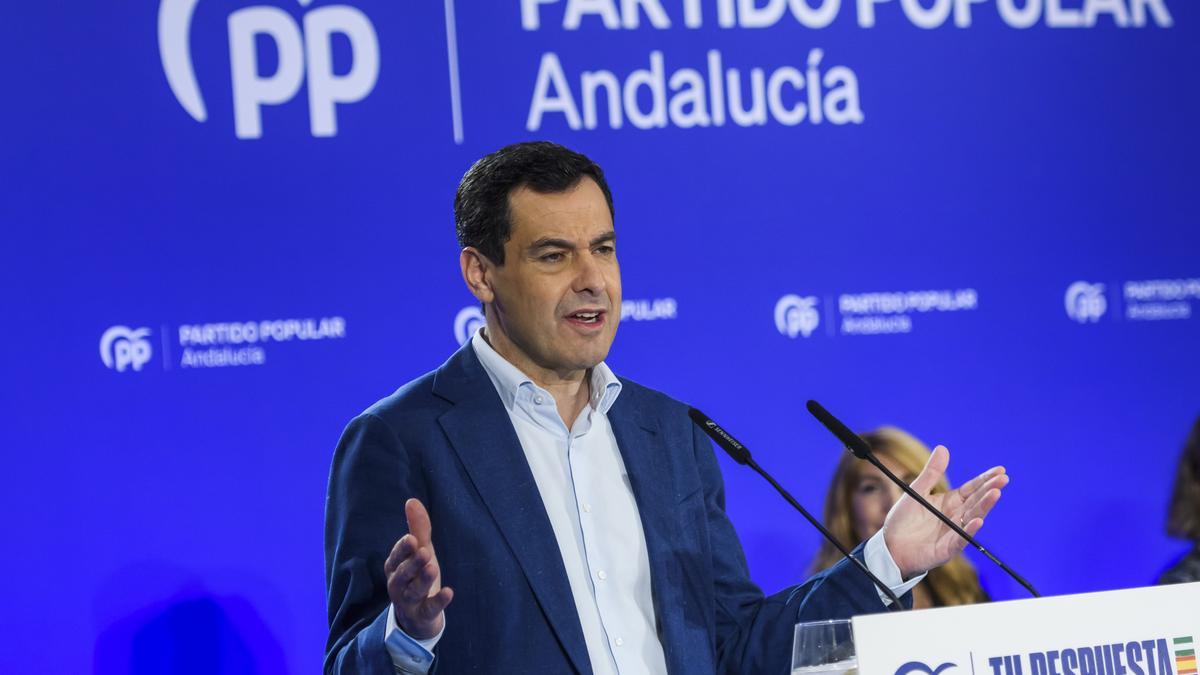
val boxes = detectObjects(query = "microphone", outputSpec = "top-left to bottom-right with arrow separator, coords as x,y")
805,399 -> 1041,598
687,407 -> 904,611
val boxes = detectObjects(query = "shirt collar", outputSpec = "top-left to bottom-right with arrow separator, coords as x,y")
470,326 -> 623,414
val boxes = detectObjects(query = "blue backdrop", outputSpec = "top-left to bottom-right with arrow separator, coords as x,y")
3,0 -> 1197,672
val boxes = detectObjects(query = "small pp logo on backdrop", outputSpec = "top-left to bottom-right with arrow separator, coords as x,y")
775,294 -> 820,338
455,306 -> 486,345
100,326 -> 154,372
1064,281 -> 1107,323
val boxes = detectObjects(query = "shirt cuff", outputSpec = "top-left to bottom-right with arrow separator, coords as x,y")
864,530 -> 926,606
384,604 -> 442,674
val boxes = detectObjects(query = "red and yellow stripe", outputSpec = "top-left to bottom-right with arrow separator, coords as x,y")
1175,636 -> 1197,675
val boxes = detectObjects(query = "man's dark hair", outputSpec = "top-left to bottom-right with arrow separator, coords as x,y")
454,141 -> 614,265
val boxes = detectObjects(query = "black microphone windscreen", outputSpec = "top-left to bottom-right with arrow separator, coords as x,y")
805,400 -> 871,458
688,408 -> 752,465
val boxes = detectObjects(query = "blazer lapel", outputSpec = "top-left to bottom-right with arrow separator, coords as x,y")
607,390 -> 693,675
433,345 -> 593,675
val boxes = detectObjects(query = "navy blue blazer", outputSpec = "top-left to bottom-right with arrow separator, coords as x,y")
324,343 -> 898,674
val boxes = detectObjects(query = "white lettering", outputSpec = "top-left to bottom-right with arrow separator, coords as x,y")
718,0 -> 738,26
788,0 -> 841,28
953,0 -> 987,26
582,70 -> 623,129
521,0 -> 559,29
727,67 -> 767,126
668,68 -> 711,127
564,0 -> 621,28
1045,0 -> 1084,27
857,0 -> 893,26
823,66 -> 864,123
739,0 -> 787,28
767,66 -> 806,125
528,52 -> 582,130
1082,0 -> 1129,25
527,49 -> 861,131
1130,0 -> 1173,27
708,49 -> 727,126
623,50 -> 668,128
997,0 -> 1041,27
806,48 -> 824,124
900,0 -> 953,28
622,0 -> 672,26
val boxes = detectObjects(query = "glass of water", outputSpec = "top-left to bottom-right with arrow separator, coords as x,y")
792,618 -> 857,675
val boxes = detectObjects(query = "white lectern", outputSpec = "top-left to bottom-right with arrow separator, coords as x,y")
849,582 -> 1200,675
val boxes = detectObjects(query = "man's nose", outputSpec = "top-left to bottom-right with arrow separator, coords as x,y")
572,251 -> 607,295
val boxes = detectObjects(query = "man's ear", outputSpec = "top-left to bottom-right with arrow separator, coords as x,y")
460,247 -> 495,303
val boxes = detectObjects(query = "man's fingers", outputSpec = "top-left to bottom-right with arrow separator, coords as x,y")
968,487 -> 1003,522
963,517 -> 985,539
959,474 -> 1008,516
418,587 -> 454,621
909,445 -> 950,495
384,534 -> 419,574
952,487 -> 1002,536
398,554 -> 441,602
957,465 -> 1007,499
388,546 -> 433,596
406,498 -> 434,546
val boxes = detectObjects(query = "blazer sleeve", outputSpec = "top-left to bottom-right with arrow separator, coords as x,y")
690,423 -> 910,674
324,412 -> 432,675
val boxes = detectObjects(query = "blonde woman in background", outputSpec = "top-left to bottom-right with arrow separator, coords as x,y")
811,426 -> 989,608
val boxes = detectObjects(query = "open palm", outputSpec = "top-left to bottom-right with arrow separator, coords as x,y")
881,445 -> 1009,579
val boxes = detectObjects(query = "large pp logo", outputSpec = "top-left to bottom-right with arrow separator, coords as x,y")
775,295 -> 820,338
1065,282 -> 1107,323
158,0 -> 380,139
100,326 -> 154,372
454,306 -> 485,345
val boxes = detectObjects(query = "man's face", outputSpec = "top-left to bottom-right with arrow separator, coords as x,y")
479,177 -> 621,381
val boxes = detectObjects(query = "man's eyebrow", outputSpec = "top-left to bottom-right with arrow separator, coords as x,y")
590,231 -> 616,247
527,237 -> 574,252
527,231 -> 616,252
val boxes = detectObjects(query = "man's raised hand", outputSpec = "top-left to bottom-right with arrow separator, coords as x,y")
385,498 -> 454,639
881,445 -> 1009,580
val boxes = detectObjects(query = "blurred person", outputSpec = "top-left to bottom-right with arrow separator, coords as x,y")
1160,416 -> 1200,584
811,426 -> 990,608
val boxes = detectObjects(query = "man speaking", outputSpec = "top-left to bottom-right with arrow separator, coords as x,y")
324,141 -> 1007,674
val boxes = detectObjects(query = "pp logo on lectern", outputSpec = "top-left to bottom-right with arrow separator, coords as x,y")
100,326 -> 154,372
894,662 -> 957,675
158,0 -> 380,139
1064,281 -> 1107,323
775,295 -> 820,338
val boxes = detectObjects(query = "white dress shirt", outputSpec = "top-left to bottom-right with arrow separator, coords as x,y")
384,328 -> 924,673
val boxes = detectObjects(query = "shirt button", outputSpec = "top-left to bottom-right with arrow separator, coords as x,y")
597,570 -> 607,581
534,395 -> 544,405
583,503 -> 592,513
614,637 -> 624,647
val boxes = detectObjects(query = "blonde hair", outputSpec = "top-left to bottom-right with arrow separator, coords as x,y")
809,426 -> 988,607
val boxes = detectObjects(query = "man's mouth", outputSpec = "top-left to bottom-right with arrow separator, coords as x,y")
566,309 -> 606,325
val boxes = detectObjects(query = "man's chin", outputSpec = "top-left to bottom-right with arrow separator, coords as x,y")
564,347 -> 611,373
